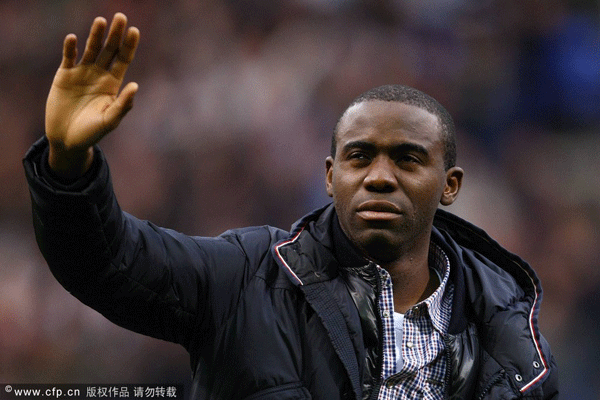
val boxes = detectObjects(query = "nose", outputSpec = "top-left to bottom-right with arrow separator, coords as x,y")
363,156 -> 397,193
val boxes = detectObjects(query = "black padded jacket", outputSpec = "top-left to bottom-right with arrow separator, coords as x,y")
24,138 -> 558,399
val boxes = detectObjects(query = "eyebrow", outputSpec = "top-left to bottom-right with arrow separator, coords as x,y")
342,140 -> 429,157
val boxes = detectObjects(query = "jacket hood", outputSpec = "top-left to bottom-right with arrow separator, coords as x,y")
432,209 -> 552,394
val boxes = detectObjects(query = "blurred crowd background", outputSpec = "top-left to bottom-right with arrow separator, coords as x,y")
1,0 -> 599,398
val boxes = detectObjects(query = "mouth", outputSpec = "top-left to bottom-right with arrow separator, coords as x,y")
356,200 -> 402,221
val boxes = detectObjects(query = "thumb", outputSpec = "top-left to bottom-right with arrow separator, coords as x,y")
103,82 -> 139,132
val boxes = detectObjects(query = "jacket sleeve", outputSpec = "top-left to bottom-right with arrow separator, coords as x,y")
23,137 -> 255,350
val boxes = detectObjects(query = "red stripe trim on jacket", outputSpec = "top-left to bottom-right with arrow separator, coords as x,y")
274,227 -> 305,286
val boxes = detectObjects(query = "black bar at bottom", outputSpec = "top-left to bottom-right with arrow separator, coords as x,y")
1,384 -> 185,400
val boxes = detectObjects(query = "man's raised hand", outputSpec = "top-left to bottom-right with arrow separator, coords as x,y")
45,13 -> 140,179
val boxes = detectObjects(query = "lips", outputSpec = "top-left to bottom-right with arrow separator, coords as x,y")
356,200 -> 402,221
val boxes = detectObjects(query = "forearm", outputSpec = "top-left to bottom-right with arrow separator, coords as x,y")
23,137 -> 199,346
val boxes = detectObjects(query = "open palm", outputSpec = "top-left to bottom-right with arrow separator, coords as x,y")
46,13 -> 139,177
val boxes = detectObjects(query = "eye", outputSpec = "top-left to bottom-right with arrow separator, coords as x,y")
348,151 -> 370,161
399,154 -> 417,162
397,154 -> 421,165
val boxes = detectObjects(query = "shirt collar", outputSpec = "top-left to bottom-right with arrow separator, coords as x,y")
410,240 -> 452,335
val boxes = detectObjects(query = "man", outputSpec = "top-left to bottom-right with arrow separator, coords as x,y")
24,13 -> 558,399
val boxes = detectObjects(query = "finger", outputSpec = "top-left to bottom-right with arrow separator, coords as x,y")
103,81 -> 139,131
80,17 -> 107,65
110,26 -> 140,80
60,34 -> 78,68
96,13 -> 128,70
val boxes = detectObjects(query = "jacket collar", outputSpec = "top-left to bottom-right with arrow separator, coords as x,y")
331,212 -> 370,270
278,205 -> 545,318
274,203 -> 372,285
272,204 -> 339,286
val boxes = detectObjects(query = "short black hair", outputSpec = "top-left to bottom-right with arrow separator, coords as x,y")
331,84 -> 457,170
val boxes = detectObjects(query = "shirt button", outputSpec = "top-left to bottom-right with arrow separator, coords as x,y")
383,311 -> 390,318
406,341 -> 414,348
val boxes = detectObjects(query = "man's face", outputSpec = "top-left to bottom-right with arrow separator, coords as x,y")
326,100 -> 462,263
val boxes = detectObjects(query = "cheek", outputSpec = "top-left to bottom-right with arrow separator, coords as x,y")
330,181 -> 348,208
406,176 -> 446,210
330,174 -> 357,214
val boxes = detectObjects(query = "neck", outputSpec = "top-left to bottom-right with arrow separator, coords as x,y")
379,247 -> 438,314
331,216 -> 439,313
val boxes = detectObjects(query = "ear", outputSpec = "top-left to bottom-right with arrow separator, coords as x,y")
325,156 -> 334,198
440,166 -> 463,206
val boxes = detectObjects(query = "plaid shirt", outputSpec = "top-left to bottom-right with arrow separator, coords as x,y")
376,242 -> 453,399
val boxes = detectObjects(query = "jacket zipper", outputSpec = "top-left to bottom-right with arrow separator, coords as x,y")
442,334 -> 453,397
367,262 -> 384,400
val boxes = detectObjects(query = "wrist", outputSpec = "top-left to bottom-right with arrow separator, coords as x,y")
47,144 -> 94,180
